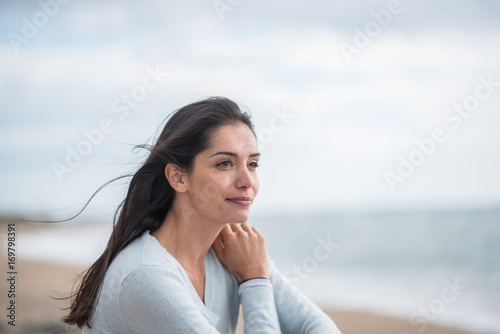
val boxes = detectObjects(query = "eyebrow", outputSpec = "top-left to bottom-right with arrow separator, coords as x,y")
209,151 -> 261,158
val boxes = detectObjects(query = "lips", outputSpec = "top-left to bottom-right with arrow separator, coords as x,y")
226,197 -> 252,206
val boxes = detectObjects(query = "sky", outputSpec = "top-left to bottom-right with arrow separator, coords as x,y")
1,0 -> 499,220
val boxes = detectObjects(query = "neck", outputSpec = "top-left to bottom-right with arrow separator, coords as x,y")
151,199 -> 222,277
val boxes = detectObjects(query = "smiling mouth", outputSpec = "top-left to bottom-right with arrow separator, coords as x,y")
226,197 -> 252,206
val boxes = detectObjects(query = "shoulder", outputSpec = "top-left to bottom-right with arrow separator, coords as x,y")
103,231 -> 190,295
120,263 -> 189,297
109,231 -> 179,273
91,232 -> 196,331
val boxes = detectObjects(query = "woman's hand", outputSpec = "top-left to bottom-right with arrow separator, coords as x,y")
212,223 -> 269,283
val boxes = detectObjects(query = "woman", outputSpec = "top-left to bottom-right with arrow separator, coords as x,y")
64,97 -> 341,333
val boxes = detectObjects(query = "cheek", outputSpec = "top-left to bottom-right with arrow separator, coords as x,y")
202,183 -> 219,201
195,172 -> 228,201
253,174 -> 260,194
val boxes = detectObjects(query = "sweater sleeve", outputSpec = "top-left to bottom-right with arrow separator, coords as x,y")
119,265 -> 220,334
269,261 -> 342,334
240,284 -> 281,333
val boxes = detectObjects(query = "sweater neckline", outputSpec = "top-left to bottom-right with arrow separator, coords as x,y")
143,231 -> 215,309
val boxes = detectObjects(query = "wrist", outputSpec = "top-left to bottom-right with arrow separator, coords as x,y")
237,271 -> 269,284
238,277 -> 273,295
238,276 -> 269,285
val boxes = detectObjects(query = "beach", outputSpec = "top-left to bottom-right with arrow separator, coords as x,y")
1,215 -> 497,334
0,256 -> 473,334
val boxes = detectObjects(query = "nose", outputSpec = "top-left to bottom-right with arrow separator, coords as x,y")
236,166 -> 253,189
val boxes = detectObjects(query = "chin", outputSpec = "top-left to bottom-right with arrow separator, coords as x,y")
226,211 -> 251,224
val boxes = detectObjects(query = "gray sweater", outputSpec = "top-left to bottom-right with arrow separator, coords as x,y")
83,231 -> 341,333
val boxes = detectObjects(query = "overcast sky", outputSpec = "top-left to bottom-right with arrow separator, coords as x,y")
1,0 -> 499,219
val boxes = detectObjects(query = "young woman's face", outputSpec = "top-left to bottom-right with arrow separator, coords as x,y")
185,122 -> 260,225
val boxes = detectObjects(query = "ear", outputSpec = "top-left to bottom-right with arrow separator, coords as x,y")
165,163 -> 189,193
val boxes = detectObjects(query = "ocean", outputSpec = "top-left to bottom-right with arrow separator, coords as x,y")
14,207 -> 500,333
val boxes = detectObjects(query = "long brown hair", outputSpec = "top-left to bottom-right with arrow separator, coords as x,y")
63,97 -> 255,327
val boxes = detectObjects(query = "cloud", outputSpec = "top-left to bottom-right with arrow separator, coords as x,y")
1,1 -> 499,215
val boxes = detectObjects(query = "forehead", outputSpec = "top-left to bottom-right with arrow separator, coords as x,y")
208,123 -> 258,152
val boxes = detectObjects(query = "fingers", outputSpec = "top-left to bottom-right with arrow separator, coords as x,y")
219,223 -> 260,238
241,223 -> 263,238
213,223 -> 269,282
229,222 -> 257,233
240,223 -> 252,233
251,226 -> 261,236
212,232 -> 224,256
219,224 -> 232,237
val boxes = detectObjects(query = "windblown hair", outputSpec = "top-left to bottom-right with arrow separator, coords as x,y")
63,97 -> 255,327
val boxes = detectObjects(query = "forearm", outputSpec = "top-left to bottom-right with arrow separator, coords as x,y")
270,261 -> 341,334
240,281 -> 281,333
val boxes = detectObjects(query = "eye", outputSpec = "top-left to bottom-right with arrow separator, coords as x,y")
217,160 -> 233,168
248,161 -> 260,169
